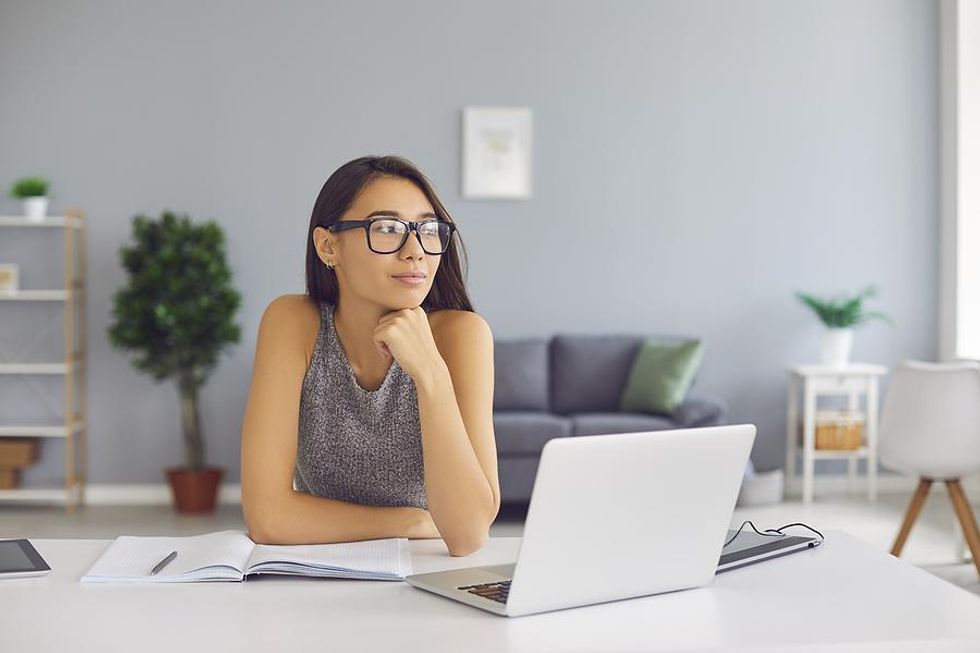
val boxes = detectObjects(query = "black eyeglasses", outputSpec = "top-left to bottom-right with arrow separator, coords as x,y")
327,217 -> 457,255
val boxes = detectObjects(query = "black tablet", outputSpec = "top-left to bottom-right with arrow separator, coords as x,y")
0,538 -> 51,579
716,528 -> 821,573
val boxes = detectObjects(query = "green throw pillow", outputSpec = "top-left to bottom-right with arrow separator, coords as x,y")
619,338 -> 705,415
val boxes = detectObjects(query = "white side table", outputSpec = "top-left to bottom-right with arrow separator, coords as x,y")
785,363 -> 888,504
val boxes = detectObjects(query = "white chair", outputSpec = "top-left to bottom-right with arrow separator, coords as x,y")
878,360 -> 980,577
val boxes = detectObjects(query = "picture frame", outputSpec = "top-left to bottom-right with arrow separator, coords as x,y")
0,263 -> 18,293
462,106 -> 532,200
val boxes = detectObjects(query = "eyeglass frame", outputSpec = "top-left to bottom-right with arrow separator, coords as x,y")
326,216 -> 458,255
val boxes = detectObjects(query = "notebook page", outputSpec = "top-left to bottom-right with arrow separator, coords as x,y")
246,537 -> 412,580
80,530 -> 255,583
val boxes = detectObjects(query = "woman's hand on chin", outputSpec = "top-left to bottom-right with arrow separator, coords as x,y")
372,306 -> 445,383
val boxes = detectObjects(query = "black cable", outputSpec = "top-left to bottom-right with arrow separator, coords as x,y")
724,520 -> 825,549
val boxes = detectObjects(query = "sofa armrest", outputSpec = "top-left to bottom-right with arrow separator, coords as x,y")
672,394 -> 728,427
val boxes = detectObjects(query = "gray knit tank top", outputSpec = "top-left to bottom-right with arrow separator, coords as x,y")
293,301 -> 428,510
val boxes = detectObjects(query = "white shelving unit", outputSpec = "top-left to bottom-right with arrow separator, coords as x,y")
0,210 -> 87,511
785,363 -> 888,505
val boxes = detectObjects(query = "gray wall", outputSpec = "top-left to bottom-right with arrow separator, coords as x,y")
0,0 -> 938,486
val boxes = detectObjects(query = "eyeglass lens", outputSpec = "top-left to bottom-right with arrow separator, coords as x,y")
369,219 -> 452,254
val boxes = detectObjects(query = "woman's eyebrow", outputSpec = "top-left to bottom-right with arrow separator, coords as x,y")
365,210 -> 437,219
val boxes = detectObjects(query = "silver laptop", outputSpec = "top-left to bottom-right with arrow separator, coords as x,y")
405,424 -> 757,617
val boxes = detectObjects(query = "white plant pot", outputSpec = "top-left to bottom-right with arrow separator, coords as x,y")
820,328 -> 853,367
23,197 -> 48,222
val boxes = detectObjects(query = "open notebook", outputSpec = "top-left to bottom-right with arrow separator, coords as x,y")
80,529 -> 412,583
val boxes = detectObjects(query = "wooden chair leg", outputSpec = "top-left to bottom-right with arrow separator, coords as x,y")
945,480 -> 980,578
891,478 -> 933,557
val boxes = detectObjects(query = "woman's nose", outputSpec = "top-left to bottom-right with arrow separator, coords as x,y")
400,228 -> 426,257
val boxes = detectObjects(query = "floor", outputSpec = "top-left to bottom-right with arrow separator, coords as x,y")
2,487 -> 977,597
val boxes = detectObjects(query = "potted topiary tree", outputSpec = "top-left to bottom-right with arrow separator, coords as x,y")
108,210 -> 241,513
795,286 -> 891,367
9,176 -> 50,222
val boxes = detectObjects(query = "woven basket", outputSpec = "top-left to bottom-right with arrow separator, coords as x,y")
0,467 -> 21,490
0,438 -> 39,466
812,410 -> 864,450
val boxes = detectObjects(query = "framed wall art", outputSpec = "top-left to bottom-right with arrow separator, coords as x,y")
462,106 -> 532,200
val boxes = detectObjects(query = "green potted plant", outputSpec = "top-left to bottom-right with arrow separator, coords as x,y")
795,286 -> 891,367
108,210 -> 241,513
9,176 -> 50,222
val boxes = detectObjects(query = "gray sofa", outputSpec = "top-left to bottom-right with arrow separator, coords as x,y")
493,334 -> 728,503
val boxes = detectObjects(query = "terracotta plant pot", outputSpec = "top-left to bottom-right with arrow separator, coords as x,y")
165,466 -> 224,513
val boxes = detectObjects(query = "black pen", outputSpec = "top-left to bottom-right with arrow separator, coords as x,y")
149,550 -> 177,575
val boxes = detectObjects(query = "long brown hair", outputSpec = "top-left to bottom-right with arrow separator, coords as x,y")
305,155 -> 475,313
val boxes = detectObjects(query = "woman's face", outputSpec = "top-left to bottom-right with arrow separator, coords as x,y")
314,176 -> 444,311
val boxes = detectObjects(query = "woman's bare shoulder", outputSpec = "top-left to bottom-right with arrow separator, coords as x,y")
428,307 -> 487,325
259,294 -> 322,362
428,309 -> 491,342
263,293 -> 320,319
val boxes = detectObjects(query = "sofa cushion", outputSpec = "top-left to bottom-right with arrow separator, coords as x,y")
569,412 -> 678,437
550,335 -> 645,414
493,338 -> 550,411
619,338 -> 705,415
493,411 -> 572,455
498,456 -> 542,502
672,394 -> 728,427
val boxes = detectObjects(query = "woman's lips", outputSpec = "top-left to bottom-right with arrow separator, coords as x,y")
392,275 -> 426,286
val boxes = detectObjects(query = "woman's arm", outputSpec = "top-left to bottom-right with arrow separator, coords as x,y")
240,295 -> 439,545
415,311 -> 501,556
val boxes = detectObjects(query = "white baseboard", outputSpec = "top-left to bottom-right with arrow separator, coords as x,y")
783,473 -> 980,499
15,474 -> 980,506
0,483 -> 242,506
83,483 -> 244,505
782,473 -> 917,498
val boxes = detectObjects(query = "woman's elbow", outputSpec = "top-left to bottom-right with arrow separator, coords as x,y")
245,515 -> 274,544
446,529 -> 489,557
243,499 -> 280,544
247,523 -> 277,545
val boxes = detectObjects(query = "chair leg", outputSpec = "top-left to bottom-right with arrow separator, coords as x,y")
891,478 -> 933,557
945,480 -> 980,578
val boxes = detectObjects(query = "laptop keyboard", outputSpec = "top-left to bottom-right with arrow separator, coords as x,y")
457,579 -> 511,604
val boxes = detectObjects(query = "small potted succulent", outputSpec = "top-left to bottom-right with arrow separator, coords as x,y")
108,210 -> 241,513
9,177 -> 50,222
795,286 -> 891,367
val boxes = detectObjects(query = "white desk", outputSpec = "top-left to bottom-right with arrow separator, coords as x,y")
2,531 -> 980,652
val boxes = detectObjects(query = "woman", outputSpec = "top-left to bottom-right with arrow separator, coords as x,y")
240,155 -> 499,557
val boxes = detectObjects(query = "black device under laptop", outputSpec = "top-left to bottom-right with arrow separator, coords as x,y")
717,527 -> 821,573
0,538 -> 51,579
